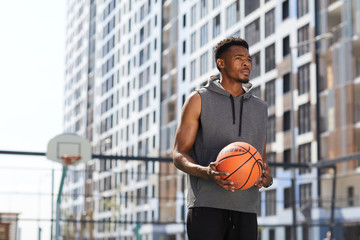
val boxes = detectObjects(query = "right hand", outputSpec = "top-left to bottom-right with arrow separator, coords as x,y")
207,161 -> 235,192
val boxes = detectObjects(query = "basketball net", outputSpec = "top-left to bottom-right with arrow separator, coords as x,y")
60,155 -> 82,166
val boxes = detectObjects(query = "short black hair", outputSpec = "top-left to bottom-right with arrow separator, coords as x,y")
214,37 -> 249,70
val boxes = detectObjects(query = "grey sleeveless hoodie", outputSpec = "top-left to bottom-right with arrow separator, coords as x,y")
187,75 -> 268,213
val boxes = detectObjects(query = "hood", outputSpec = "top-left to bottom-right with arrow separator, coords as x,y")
203,75 -> 254,136
205,74 -> 254,100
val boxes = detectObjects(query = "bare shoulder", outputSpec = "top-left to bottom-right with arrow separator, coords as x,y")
181,91 -> 201,117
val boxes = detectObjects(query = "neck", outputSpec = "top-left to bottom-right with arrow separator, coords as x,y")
219,80 -> 245,97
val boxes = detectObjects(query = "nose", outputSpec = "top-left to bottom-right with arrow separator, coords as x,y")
242,60 -> 250,68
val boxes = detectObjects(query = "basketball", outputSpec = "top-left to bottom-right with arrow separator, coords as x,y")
215,142 -> 263,190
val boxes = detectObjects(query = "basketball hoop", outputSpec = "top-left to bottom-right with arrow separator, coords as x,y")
46,134 -> 91,166
61,155 -> 82,166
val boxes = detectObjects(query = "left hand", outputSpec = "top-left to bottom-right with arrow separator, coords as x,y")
255,161 -> 272,188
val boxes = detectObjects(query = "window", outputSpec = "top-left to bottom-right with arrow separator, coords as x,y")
285,227 -> 292,240
139,49 -> 144,66
283,149 -> 291,169
139,4 -> 145,20
140,27 -> 144,43
200,0 -> 208,19
298,63 -> 310,94
213,14 -> 221,38
138,95 -> 143,112
298,143 -> 311,174
283,73 -> 290,93
190,59 -> 196,80
319,95 -> 328,134
245,18 -> 260,46
212,47 -> 217,69
213,0 -> 221,9
299,183 -> 312,208
266,115 -> 276,143
265,9 -> 275,37
138,118 -> 143,135
297,0 -> 309,18
302,224 -> 309,240
265,79 -> 275,107
226,1 -> 240,29
182,40 -> 186,54
298,24 -> 310,56
355,84 -> 360,123
283,35 -> 290,57
299,103 -> 311,134
348,186 -> 354,206
190,32 -> 196,53
265,44 -> 275,72
182,67 -> 186,81
231,31 -> 240,37
200,23 -> 209,47
250,51 -> 260,79
283,111 -> 291,131
268,229 -> 275,240
183,14 -> 186,27
282,0 -> 289,20
284,187 -> 292,209
267,152 -> 276,177
191,4 -> 197,26
266,190 -> 276,216
244,0 -> 259,16
200,52 -> 208,76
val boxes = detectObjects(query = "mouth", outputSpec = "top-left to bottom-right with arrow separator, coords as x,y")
241,69 -> 250,76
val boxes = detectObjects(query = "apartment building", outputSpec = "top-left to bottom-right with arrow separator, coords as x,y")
316,0 -> 360,239
0,213 -> 20,240
63,0 -> 178,239
62,0 -> 359,239
63,0 -> 95,238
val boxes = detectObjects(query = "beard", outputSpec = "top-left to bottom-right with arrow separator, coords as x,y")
236,78 -> 250,84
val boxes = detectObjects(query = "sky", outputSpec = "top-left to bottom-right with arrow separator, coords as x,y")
0,1 -> 65,239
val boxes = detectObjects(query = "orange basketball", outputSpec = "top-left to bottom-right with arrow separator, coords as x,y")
215,142 -> 263,190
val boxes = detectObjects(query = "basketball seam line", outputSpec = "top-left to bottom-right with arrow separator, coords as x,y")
218,144 -> 251,163
238,160 -> 263,190
223,150 -> 257,180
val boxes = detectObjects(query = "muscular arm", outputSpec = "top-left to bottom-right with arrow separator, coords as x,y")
173,92 -> 235,191
172,92 -> 209,179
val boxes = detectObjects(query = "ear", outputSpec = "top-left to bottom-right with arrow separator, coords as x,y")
216,59 -> 224,69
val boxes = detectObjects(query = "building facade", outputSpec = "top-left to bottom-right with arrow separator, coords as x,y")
62,0 -> 360,239
0,213 -> 20,240
316,0 -> 360,239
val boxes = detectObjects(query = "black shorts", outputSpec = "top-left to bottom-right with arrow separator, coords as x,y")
186,207 -> 258,240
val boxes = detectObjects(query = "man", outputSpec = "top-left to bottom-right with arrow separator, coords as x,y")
173,37 -> 272,240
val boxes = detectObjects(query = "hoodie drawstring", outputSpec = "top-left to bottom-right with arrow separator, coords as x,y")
229,95 -> 244,136
229,95 -> 235,124
239,96 -> 244,136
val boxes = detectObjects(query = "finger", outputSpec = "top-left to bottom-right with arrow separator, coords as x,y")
262,162 -> 269,172
219,181 -> 235,192
262,171 -> 271,179
209,161 -> 218,169
216,171 -> 229,177
254,180 -> 263,188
